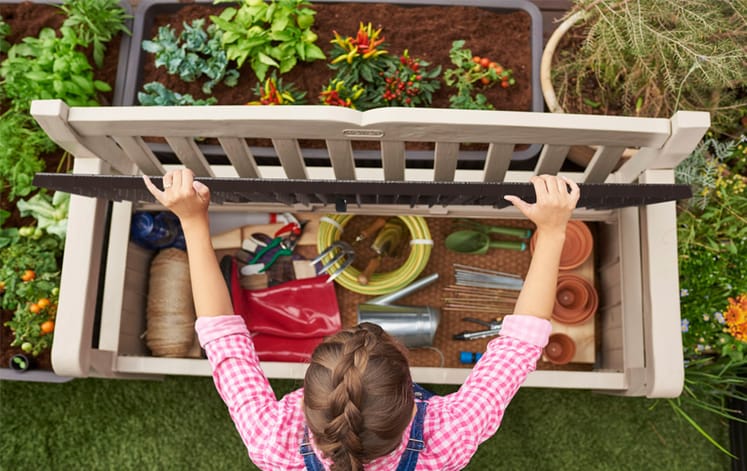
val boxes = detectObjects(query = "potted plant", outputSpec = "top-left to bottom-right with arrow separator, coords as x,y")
540,0 -> 746,166
8,352 -> 33,372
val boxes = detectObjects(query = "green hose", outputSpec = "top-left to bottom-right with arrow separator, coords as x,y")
317,215 -> 432,295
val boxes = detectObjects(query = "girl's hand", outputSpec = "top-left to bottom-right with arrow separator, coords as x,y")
142,169 -> 210,225
504,175 -> 580,233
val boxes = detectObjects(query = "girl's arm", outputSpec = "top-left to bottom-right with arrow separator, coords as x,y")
144,170 -> 300,468
506,174 -> 580,319
431,176 -> 580,467
143,170 -> 233,317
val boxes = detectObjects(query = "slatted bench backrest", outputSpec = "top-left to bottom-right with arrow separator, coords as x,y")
31,100 -> 709,189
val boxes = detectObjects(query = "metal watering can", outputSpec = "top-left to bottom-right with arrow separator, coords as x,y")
356,274 -> 440,348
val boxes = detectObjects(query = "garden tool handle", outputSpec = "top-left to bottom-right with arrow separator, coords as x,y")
488,240 -> 527,251
355,217 -> 388,244
358,255 -> 382,285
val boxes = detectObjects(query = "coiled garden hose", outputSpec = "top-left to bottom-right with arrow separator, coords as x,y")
317,215 -> 432,295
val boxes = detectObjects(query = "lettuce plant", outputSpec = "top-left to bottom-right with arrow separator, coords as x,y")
210,0 -> 325,81
138,81 -> 218,106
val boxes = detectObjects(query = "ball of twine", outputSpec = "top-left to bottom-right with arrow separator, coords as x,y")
146,248 -> 201,358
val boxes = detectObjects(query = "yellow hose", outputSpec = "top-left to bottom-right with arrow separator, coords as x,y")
317,215 -> 432,295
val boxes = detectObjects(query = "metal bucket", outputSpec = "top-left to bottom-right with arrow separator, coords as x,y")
357,303 -> 441,348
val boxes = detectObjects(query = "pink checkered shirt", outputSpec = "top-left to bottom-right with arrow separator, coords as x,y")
196,314 -> 551,470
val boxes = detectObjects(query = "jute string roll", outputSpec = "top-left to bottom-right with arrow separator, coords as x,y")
146,248 -> 201,358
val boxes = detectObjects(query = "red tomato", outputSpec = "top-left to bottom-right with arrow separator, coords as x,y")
480,58 -> 491,68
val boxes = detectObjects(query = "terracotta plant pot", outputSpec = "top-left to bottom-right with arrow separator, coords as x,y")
552,274 -> 598,325
530,220 -> 593,270
545,333 -> 576,365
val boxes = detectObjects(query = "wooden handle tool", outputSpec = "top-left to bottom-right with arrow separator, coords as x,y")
354,217 -> 387,244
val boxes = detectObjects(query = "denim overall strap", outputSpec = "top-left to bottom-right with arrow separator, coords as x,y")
300,426 -> 325,471
394,399 -> 428,471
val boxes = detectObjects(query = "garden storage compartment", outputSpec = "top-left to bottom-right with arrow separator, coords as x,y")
30,99 -> 709,398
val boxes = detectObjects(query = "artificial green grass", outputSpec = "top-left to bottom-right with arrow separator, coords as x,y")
0,377 -> 731,470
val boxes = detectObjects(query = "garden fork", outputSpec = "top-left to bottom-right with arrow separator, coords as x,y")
310,240 -> 356,283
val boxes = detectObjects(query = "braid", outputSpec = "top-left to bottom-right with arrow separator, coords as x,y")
304,323 -> 414,470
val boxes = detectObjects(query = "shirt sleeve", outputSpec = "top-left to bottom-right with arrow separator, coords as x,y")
195,315 -> 303,469
426,314 -> 551,468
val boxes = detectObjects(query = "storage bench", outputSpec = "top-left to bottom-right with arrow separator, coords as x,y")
30,99 -> 709,397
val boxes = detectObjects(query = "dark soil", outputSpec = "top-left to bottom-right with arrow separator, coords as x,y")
142,3 -> 534,111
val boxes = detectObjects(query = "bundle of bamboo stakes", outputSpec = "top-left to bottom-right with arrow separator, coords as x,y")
442,264 -> 522,314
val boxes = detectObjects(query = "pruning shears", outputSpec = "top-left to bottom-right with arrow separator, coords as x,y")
453,317 -> 503,340
249,220 -> 307,273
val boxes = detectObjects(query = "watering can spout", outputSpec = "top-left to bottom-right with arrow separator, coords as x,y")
367,273 -> 439,306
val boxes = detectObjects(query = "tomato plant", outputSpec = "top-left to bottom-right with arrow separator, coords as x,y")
443,40 -> 516,110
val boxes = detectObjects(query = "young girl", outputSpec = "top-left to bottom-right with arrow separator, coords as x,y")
143,171 -> 580,471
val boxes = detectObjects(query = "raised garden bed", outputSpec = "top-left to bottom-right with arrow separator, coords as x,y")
0,0 -> 131,381
124,0 -> 543,162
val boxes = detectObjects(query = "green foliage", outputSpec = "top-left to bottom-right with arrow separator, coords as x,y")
58,0 -> 132,67
444,40 -> 515,110
142,19 -> 238,95
210,0 -> 325,81
17,191 -> 70,241
670,135 -> 747,455
555,0 -> 747,137
327,22 -> 396,85
0,27 -> 112,111
248,73 -> 306,105
0,15 -> 10,54
138,81 -> 218,106
0,111 -> 57,201
1,191 -> 66,357
376,50 -> 441,107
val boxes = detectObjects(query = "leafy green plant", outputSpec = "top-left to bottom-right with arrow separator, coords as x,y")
58,0 -> 132,67
0,111 -> 57,201
668,135 -> 747,455
377,50 -> 440,107
0,15 -> 10,54
17,191 -> 70,241
142,19 -> 238,95
554,0 -> 747,137
138,81 -> 218,106
0,26 -> 112,111
248,73 -> 306,105
210,0 -> 325,81
444,40 -> 515,110
328,22 -> 396,84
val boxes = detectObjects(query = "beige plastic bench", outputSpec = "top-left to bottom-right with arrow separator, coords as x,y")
31,99 -> 709,397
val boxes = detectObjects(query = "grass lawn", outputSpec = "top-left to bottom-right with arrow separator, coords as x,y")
0,376 -> 731,470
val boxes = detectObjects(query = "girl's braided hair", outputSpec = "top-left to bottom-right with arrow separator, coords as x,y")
303,322 -> 414,471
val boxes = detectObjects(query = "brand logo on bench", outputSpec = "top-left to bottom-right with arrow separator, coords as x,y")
342,129 -> 385,138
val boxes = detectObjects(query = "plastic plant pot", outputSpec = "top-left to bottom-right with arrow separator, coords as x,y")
552,274 -> 598,325
8,353 -> 33,372
544,333 -> 576,365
